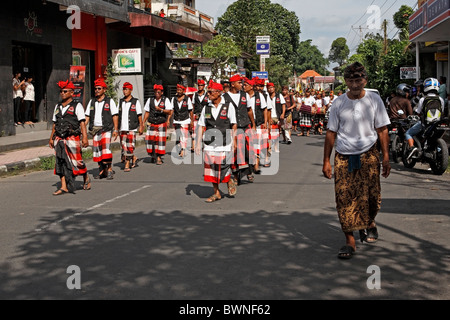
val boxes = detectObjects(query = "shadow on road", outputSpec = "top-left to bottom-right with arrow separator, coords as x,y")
0,204 -> 449,299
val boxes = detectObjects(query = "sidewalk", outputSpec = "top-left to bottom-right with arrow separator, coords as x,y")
0,129 -> 168,176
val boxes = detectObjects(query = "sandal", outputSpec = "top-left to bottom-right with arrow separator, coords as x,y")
83,176 -> 92,190
53,188 -> 68,196
205,194 -> 221,203
124,167 -> 131,172
338,245 -> 355,259
247,174 -> 255,183
227,179 -> 237,197
366,227 -> 379,243
156,158 -> 163,165
131,158 -> 140,168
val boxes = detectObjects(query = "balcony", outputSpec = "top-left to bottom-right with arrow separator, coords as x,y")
151,2 -> 214,35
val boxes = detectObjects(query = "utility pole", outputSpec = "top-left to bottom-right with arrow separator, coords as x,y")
382,19 -> 388,55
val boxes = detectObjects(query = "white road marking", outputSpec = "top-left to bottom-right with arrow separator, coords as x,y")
35,185 -> 151,232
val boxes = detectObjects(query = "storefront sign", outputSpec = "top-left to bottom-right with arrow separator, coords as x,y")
400,67 -> 418,80
112,48 -> 142,74
24,11 -> 43,37
435,52 -> 449,61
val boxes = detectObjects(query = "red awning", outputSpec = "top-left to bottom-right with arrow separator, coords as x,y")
110,12 -> 204,43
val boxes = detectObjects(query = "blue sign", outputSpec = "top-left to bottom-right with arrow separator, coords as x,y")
252,71 -> 269,79
256,43 -> 270,55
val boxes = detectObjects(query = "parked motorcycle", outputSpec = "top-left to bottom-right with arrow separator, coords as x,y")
402,115 -> 450,175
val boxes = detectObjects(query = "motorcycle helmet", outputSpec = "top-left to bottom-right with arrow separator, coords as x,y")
423,78 -> 440,93
414,79 -> 424,87
396,83 -> 411,97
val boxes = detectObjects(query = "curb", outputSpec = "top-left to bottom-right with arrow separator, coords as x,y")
0,135 -> 156,177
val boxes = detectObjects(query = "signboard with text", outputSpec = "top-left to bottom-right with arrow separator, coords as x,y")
400,67 -> 418,79
112,48 -> 142,73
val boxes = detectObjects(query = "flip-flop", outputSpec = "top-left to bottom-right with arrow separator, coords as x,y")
205,194 -> 222,203
124,168 -> 131,172
53,189 -> 69,196
338,246 -> 355,259
227,179 -> 237,197
83,176 -> 92,190
366,227 -> 379,243
131,158 -> 140,168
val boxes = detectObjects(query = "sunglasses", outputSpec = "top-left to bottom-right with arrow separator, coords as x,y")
207,91 -> 219,95
95,87 -> 104,91
60,90 -> 70,93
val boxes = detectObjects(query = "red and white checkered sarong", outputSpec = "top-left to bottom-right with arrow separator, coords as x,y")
232,126 -> 256,173
120,131 -> 136,157
146,123 -> 167,156
174,124 -> 191,151
54,135 -> 87,176
92,131 -> 113,163
254,126 -> 269,155
204,150 -> 232,184
270,120 -> 280,141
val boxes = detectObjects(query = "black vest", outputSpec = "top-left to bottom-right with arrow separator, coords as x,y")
253,92 -> 265,126
193,92 -> 209,116
204,103 -> 232,147
54,101 -> 81,138
118,97 -> 140,131
172,95 -> 191,122
224,91 -> 250,128
88,97 -> 114,132
148,97 -> 168,125
271,94 -> 283,119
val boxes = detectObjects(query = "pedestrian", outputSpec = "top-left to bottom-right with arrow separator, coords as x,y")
195,81 -> 238,203
314,92 -> 325,135
49,80 -> 90,196
322,62 -> 391,260
223,74 -> 256,185
142,84 -> 173,165
439,76 -> 447,101
170,84 -> 194,158
85,78 -> 120,180
23,76 -> 35,124
159,8 -> 165,17
324,90 -> 337,130
13,72 -> 25,126
267,83 -> 285,153
192,79 -> 209,153
221,80 -> 231,94
118,82 -> 143,172
243,78 -> 268,173
388,84 -> 413,120
282,86 -> 295,144
298,88 -> 315,137
254,77 -> 272,167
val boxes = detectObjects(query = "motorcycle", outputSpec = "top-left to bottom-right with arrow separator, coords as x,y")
389,118 -> 409,163
402,115 -> 450,175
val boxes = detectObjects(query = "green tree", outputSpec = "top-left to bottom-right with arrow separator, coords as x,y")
202,35 -> 242,80
393,5 -> 414,41
215,0 -> 300,72
329,37 -> 350,67
294,40 -> 329,76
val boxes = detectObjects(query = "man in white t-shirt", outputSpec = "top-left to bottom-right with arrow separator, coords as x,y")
170,84 -> 194,158
49,80 -> 90,195
85,78 -> 119,180
13,72 -> 25,125
323,62 -> 391,260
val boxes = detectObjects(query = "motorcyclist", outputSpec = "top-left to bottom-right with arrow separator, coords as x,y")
405,78 -> 445,159
389,84 -> 413,120
410,79 -> 425,112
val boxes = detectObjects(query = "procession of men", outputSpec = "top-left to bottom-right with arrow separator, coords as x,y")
49,74 -> 332,203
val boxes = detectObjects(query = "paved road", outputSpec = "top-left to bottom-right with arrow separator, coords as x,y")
0,133 -> 449,300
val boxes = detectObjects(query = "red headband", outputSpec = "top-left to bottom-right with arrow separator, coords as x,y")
267,83 -> 275,87
209,81 -> 223,91
198,79 -> 206,85
123,82 -> 133,90
229,74 -> 242,83
57,80 -> 75,90
177,84 -> 186,90
94,78 -> 107,88
154,84 -> 164,91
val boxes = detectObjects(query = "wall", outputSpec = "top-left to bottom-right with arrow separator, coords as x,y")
0,1 -> 72,136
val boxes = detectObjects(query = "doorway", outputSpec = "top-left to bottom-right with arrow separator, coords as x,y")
12,41 -> 52,122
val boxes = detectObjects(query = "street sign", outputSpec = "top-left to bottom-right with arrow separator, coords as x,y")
256,43 -> 270,55
256,36 -> 270,43
252,71 -> 269,79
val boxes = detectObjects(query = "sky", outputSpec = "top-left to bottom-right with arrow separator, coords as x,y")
196,0 -> 418,60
